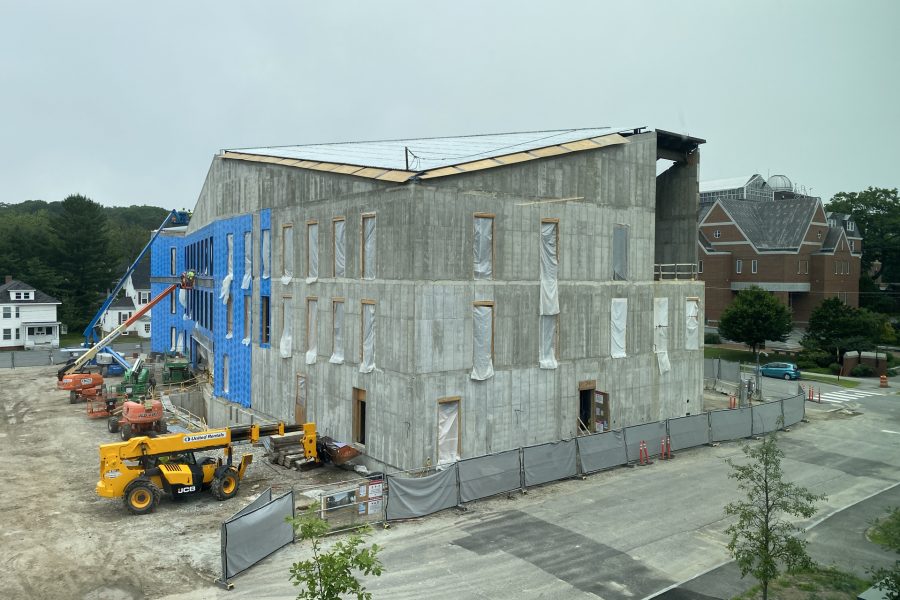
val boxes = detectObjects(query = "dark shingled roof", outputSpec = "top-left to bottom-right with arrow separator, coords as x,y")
718,198 -> 820,250
110,296 -> 136,310
819,227 -> 843,252
130,256 -> 151,289
0,279 -> 60,304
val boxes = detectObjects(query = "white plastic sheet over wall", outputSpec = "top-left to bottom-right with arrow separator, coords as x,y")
329,301 -> 344,364
261,229 -> 271,280
306,223 -> 318,284
362,216 -> 376,280
654,298 -> 669,374
281,227 -> 293,284
471,304 -> 494,380
242,231 -> 252,289
279,297 -> 292,359
437,400 -> 460,464
333,220 -> 345,278
539,315 -> 558,369
539,221 -> 560,315
610,298 -> 627,358
305,299 -> 317,365
473,216 -> 493,279
360,303 -> 375,373
686,299 -> 700,350
221,234 -> 233,305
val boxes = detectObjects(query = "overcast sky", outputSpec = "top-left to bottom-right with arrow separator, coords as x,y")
1,1 -> 897,209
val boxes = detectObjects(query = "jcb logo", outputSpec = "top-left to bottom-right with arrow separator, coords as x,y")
177,486 -> 196,494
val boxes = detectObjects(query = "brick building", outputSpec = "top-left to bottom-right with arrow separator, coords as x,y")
698,175 -> 861,327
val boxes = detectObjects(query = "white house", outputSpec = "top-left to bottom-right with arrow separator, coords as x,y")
0,276 -> 62,349
100,258 -> 152,339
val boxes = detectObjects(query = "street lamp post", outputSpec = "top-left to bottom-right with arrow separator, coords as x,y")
756,350 -> 768,402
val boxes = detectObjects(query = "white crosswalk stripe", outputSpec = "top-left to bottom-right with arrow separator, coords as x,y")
810,388 -> 884,404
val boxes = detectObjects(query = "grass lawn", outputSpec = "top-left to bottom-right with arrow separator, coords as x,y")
868,507 -> 900,552
733,566 -> 870,600
59,332 -> 85,347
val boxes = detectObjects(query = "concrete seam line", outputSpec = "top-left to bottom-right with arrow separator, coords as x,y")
639,478 -> 900,600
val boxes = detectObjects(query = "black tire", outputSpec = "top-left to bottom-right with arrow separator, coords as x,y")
784,373 -> 791,380
121,423 -> 133,441
69,391 -> 77,404
107,417 -> 120,433
155,419 -> 168,434
101,366 -> 108,377
211,468 -> 240,501
123,479 -> 161,515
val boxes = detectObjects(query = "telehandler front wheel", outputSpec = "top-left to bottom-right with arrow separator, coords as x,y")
211,467 -> 240,501
124,479 -> 160,515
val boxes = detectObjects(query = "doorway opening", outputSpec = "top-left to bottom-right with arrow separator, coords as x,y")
295,374 -> 307,424
578,380 -> 595,434
353,387 -> 367,445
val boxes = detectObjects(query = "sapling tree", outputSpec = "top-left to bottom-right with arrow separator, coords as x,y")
725,434 -> 825,600
288,509 -> 384,600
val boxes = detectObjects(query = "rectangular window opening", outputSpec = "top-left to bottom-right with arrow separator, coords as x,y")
282,224 -> 294,281
473,214 -> 494,280
360,300 -> 376,373
243,296 -> 251,342
361,214 -> 376,280
261,296 -> 270,345
437,397 -> 461,464
305,297 -> 317,364
751,259 -> 758,274
280,296 -> 293,358
333,217 -> 346,278
735,259 -> 743,274
613,224 -> 628,280
471,301 -> 495,380
353,387 -> 367,445
170,247 -> 177,276
306,221 -> 318,281
261,229 -> 271,280
330,298 -> 345,364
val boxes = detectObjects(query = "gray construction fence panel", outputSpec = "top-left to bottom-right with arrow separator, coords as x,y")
623,421 -> 668,461
709,407 -> 752,442
782,394 -> 805,427
458,449 -> 522,503
704,358 -> 717,379
522,439 -> 577,487
719,360 -> 741,383
752,401 -> 784,436
667,414 -> 710,451
221,489 -> 294,581
576,430 -> 627,474
386,465 -> 459,521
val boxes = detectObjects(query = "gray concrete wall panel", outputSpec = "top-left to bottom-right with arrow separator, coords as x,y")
523,439 -> 577,487
576,430 -> 627,473
458,450 -> 522,503
667,413 -> 710,451
709,407 -> 752,442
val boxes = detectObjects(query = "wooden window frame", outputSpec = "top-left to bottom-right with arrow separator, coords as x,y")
437,396 -> 462,459
352,387 -> 367,446
306,220 -> 318,279
281,223 -> 293,278
360,212 -> 376,280
306,296 -> 317,352
332,217 -> 345,278
360,299 -> 376,361
541,217 -> 560,264
473,212 -> 496,280
473,300 -> 495,358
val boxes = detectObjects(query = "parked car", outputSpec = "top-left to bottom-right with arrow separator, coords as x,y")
758,362 -> 801,380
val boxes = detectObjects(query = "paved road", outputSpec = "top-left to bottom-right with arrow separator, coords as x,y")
163,382 -> 900,600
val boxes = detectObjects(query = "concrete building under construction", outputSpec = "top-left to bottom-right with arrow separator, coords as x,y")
150,127 -> 706,471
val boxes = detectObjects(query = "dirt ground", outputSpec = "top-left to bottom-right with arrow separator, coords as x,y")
0,365 -> 363,600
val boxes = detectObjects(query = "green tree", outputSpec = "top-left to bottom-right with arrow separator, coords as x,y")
867,508 -> 900,600
287,509 -> 384,600
49,195 -> 114,333
725,435 -> 825,600
718,286 -> 793,353
828,187 -> 900,280
802,297 -> 887,361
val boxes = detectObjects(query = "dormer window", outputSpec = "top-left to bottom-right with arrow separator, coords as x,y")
847,221 -> 855,232
10,291 -> 31,301
828,219 -> 836,227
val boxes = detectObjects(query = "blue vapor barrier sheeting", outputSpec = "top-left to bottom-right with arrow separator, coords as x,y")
752,400 -> 784,436
386,466 -> 459,520
623,421 -> 668,460
221,489 -> 294,581
667,414 -> 711,451
709,407 -> 752,442
576,430 -> 627,474
782,394 -> 805,427
522,439 -> 577,487
458,450 -> 522,503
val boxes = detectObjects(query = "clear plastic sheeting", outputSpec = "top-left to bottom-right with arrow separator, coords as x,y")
576,430 -> 627,473
305,299 -> 317,364
437,401 -> 460,464
329,301 -> 344,364
362,216 -> 376,280
610,298 -> 627,358
360,303 -> 375,373
613,225 -> 628,280
279,297 -> 293,359
242,231 -> 252,289
261,229 -> 271,280
306,223 -> 318,284
178,289 -> 188,320
656,351 -> 671,374
458,450 -> 521,503
386,466 -> 459,520
686,299 -> 700,350
281,227 -> 293,285
294,376 -> 306,424
219,274 -> 233,305
470,304 -> 494,380
522,440 -> 577,487
473,216 -> 493,280
539,315 -> 558,369
654,297 -> 669,373
539,221 -> 559,315
333,220 -> 346,277
176,332 -> 184,353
